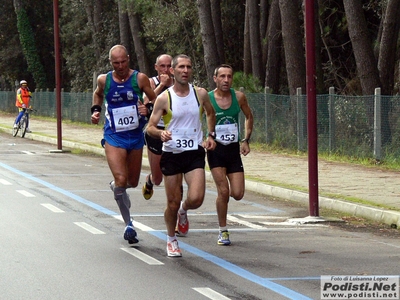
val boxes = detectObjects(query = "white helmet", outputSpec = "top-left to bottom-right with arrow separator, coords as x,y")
20,80 -> 27,85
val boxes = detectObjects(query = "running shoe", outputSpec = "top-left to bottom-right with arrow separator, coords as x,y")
177,211 -> 189,236
142,176 -> 153,200
13,124 -> 18,129
26,128 -> 32,133
217,230 -> 231,246
167,239 -> 182,257
124,221 -> 138,244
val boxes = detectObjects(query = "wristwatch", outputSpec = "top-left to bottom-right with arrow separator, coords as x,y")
208,132 -> 216,139
241,138 -> 250,144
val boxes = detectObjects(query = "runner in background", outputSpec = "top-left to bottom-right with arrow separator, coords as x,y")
142,54 -> 174,200
207,64 -> 253,245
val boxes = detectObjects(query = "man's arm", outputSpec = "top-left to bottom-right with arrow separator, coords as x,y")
16,89 -> 24,106
197,87 -> 216,151
237,90 -> 253,156
138,72 -> 157,116
147,92 -> 170,141
138,72 -> 157,103
153,74 -> 172,96
91,74 -> 106,125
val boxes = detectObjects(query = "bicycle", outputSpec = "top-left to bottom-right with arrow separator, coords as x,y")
12,107 -> 35,138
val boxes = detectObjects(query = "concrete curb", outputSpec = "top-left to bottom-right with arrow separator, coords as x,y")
2,127 -> 400,228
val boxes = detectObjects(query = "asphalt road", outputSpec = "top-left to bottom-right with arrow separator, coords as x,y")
1,132 -> 399,300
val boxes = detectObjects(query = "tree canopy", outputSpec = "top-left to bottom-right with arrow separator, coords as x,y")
0,0 -> 399,96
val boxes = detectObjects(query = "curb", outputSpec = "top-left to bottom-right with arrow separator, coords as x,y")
2,126 -> 399,228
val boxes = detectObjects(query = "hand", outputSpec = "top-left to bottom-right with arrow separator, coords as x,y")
159,73 -> 172,87
137,100 -> 148,116
204,137 -> 216,151
160,130 -> 172,142
91,111 -> 100,124
240,142 -> 250,156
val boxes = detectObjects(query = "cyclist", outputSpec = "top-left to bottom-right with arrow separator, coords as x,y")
14,80 -> 32,133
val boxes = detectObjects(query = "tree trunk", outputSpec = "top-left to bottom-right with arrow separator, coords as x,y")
260,0 -> 269,69
265,0 -> 282,93
210,0 -> 224,64
260,0 -> 269,40
13,0 -> 47,88
377,0 -> 400,144
118,0 -> 131,54
248,0 -> 264,85
343,0 -> 381,95
378,0 -> 400,95
343,0 -> 382,146
279,0 -> 305,95
197,0 -> 219,89
127,3 -> 151,75
243,3 -> 251,74
82,0 -> 103,61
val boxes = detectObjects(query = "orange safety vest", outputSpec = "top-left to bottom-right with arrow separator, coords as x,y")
15,88 -> 31,108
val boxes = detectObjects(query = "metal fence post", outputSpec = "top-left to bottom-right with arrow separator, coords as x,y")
265,87 -> 271,144
374,87 -> 381,161
329,86 -> 336,152
297,87 -> 306,151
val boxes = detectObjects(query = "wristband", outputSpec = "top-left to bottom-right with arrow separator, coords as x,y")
91,105 -> 102,114
145,102 -> 154,119
241,138 -> 250,144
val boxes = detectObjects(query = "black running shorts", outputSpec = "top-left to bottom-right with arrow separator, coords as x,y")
207,142 -> 244,174
144,127 -> 164,155
160,147 -> 206,176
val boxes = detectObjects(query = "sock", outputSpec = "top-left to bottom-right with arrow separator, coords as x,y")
167,235 -> 177,242
178,201 -> 186,215
146,174 -> 153,187
219,226 -> 228,232
114,186 -> 131,225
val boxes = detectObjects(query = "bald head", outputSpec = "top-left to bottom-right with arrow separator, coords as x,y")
156,54 -> 172,65
109,45 -> 129,60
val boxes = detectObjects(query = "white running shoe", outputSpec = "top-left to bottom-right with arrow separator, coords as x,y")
167,239 -> 182,257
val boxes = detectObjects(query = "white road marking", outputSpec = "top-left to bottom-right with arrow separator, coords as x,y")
260,221 -> 327,227
41,203 -> 64,213
192,287 -> 231,300
120,248 -> 164,265
0,179 -> 12,185
16,190 -> 35,197
227,215 -> 264,229
21,151 -> 35,155
73,222 -> 105,234
112,215 -> 156,232
238,214 -> 288,220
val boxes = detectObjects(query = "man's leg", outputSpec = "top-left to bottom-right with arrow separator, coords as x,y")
182,168 -> 206,210
164,173 -> 183,237
15,110 -> 24,125
211,167 -> 230,228
104,143 -> 138,243
164,173 -> 183,257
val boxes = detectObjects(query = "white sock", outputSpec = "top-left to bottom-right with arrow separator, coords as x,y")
167,235 -> 176,242
219,226 -> 227,232
178,201 -> 186,215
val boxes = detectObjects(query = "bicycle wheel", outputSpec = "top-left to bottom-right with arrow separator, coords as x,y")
20,115 -> 27,138
12,122 -> 19,137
